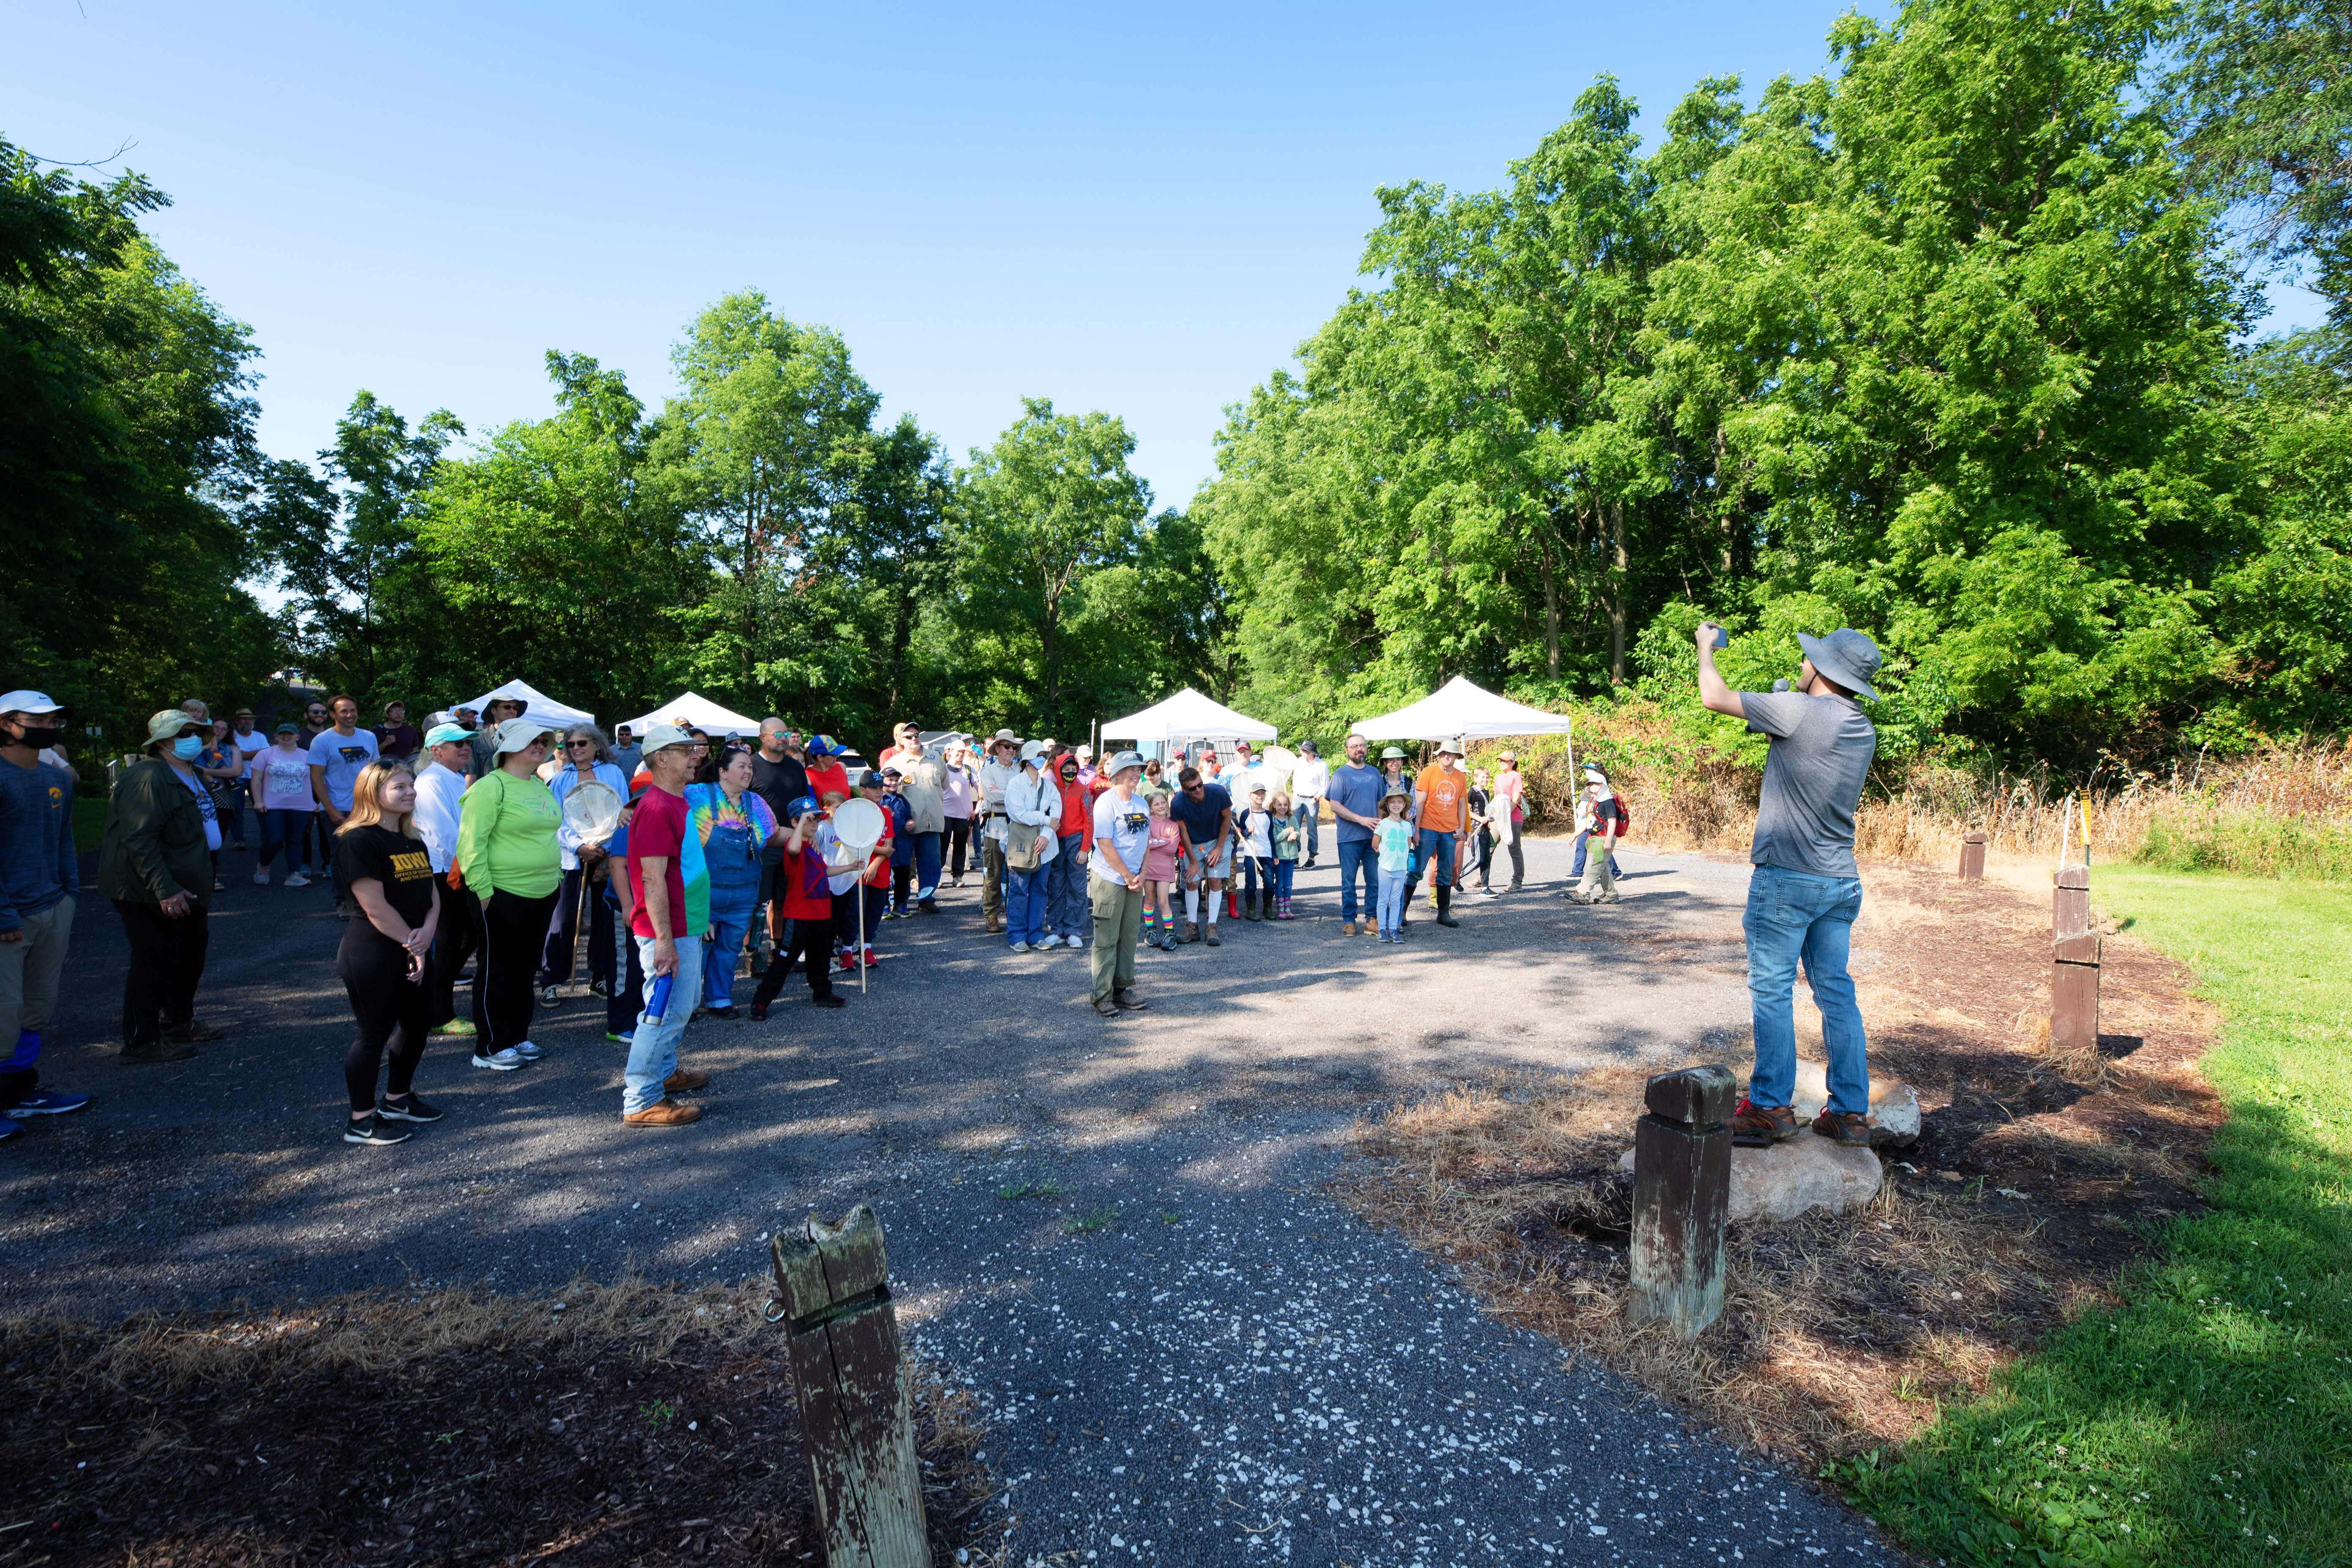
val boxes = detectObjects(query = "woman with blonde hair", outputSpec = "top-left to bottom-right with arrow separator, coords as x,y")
334,760 -> 443,1145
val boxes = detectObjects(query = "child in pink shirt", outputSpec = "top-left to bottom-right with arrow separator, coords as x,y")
1142,793 -> 1184,950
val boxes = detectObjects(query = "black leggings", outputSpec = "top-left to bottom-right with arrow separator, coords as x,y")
468,887 -> 558,1056
945,817 -> 972,877
754,911 -> 835,1004
338,926 -> 431,1112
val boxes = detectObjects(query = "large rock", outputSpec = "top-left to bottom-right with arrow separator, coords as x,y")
1788,1060 -> 1920,1148
1617,1134 -> 1885,1223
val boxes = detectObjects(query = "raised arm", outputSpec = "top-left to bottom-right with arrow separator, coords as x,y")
1695,623 -> 1745,719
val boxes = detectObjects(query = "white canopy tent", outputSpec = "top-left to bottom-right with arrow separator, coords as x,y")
456,678 -> 594,732
619,691 -> 762,740
1352,676 -> 1575,742
1101,688 -> 1277,746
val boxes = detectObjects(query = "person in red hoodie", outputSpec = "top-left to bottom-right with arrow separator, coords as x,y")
1045,748 -> 1094,950
749,795 -> 842,1016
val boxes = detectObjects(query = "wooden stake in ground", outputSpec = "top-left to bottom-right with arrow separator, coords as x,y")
768,1204 -> 928,1568
2052,862 -> 2100,1051
1628,1065 -> 1734,1337
1959,829 -> 1986,881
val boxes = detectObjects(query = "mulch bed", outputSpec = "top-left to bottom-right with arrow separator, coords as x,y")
1332,858 -> 2229,1467
1,1285 -> 996,1566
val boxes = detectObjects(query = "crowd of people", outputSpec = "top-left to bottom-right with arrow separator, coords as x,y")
0,688 -> 1651,1149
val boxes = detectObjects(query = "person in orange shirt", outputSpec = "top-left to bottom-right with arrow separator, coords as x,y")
1411,738 -> 1470,929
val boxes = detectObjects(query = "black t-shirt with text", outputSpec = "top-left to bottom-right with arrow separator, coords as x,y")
335,824 -> 437,927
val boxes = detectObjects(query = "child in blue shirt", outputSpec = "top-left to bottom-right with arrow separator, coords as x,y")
882,768 -> 916,916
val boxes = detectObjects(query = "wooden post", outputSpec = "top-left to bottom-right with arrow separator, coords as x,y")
2051,865 -> 2099,1051
768,1204 -> 928,1568
1628,1064 -> 1734,1337
1959,830 -> 1986,881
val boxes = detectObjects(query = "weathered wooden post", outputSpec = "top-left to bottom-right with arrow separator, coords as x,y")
2051,865 -> 2100,1051
1958,830 -> 1987,881
1628,1064 -> 1734,1337
768,1203 -> 929,1568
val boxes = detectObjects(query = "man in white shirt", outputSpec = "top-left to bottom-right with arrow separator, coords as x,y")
976,730 -> 1023,934
411,723 -> 477,1040
1288,738 -> 1329,867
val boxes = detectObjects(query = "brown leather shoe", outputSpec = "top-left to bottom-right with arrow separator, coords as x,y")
663,1068 -> 710,1093
1093,996 -> 1121,1018
1812,1108 -> 1871,1144
1113,988 -> 1146,1011
622,1097 -> 701,1127
1729,1097 -> 1802,1147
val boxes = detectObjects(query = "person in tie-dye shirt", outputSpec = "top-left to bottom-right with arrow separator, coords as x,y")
685,746 -> 776,1018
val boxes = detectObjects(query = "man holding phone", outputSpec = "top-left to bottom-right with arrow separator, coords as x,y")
1696,620 -> 1882,1148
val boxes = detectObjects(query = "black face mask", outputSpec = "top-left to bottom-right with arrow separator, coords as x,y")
10,723 -> 63,751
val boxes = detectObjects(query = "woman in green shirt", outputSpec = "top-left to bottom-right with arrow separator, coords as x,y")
453,718 -> 561,1070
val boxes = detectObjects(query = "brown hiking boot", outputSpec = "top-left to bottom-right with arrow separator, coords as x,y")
986,917 -> 1004,934
663,1068 -> 710,1093
1093,996 -> 1121,1018
1341,921 -> 1356,936
622,1097 -> 701,1127
1812,1108 -> 1871,1144
1729,1097 -> 1802,1147
1113,988 -> 1146,1011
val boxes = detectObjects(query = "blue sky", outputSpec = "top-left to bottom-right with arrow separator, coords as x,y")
14,0 -> 2328,514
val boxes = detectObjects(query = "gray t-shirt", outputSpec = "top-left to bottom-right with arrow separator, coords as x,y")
1743,691 -> 1876,879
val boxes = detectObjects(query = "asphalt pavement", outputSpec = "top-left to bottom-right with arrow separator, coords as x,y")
2,836 -> 1899,1567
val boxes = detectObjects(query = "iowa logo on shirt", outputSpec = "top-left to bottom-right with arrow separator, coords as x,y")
46,786 -> 63,805
387,850 -> 434,882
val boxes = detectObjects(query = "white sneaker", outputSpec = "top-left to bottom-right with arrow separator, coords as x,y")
283,873 -> 311,887
1008,941 -> 1031,953
512,1040 -> 544,1061
1040,934 -> 1061,949
471,1048 -> 523,1070
252,869 -> 270,885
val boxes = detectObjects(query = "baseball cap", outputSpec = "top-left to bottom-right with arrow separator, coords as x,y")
639,723 -> 694,755
274,721 -> 299,735
880,765 -> 903,781
0,690 -> 65,717
424,721 -> 474,747
1019,739 -> 1049,763
804,734 -> 846,758
788,793 -> 823,819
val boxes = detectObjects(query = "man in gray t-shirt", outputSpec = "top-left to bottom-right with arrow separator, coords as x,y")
1696,622 -> 1882,1149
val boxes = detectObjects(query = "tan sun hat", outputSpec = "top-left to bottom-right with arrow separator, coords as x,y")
488,716 -> 557,758
145,709 -> 203,747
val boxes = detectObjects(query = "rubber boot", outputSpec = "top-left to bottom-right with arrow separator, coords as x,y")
1245,893 -> 1262,922
1227,889 -> 1239,919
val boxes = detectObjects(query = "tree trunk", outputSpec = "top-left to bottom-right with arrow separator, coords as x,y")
1539,531 -> 1562,680
742,501 -> 760,689
1040,591 -> 1060,732
1609,501 -> 1629,687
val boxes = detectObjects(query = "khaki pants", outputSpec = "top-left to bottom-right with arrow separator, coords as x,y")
0,894 -> 74,1049
982,834 -> 1007,923
1089,875 -> 1141,1000
1576,838 -> 1620,900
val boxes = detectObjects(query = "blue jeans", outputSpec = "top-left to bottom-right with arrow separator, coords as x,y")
1006,864 -> 1048,947
702,897 -> 755,1010
625,931 -> 704,1115
1274,859 -> 1294,901
1241,854 -> 1271,901
1417,828 -> 1457,887
1048,833 -> 1088,936
1377,870 -> 1407,936
220,780 -> 248,845
1337,839 -> 1376,925
1293,801 -> 1320,860
1571,831 -> 1622,878
911,830 -> 943,901
258,808 -> 311,872
1742,865 -> 1868,1115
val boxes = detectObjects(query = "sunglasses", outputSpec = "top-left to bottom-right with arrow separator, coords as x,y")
565,739 -> 596,749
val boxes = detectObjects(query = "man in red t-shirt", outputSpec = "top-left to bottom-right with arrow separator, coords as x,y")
620,725 -> 708,1127
751,793 -> 842,1015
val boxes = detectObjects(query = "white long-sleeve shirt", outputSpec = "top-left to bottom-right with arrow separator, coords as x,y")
1002,767 -> 1063,862
412,760 -> 468,873
1289,756 -> 1329,800
979,759 -> 1024,841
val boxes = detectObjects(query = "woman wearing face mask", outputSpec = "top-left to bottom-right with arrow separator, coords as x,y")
98,710 -> 229,1062
333,761 -> 443,1145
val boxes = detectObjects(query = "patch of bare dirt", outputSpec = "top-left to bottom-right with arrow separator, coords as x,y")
1330,859 -> 2223,1470
0,1277 -> 998,1567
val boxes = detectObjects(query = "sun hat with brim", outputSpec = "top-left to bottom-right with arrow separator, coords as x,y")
488,716 -> 556,758
424,722 -> 474,747
1297,739 -> 1318,754
1383,784 -> 1411,800
144,709 -> 203,746
638,723 -> 694,756
1019,740 -> 1050,764
1797,628 -> 1882,701
1437,738 -> 1465,755
1380,746 -> 1407,761
1107,750 -> 1146,775
0,690 -> 65,717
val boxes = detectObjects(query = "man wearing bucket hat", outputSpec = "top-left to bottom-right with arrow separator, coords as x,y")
1085,750 -> 1152,1015
100,709 -> 230,1062
1696,621 -> 1882,1148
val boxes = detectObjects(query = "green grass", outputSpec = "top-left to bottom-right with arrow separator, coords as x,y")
1840,865 -> 2350,1568
2137,811 -> 2352,881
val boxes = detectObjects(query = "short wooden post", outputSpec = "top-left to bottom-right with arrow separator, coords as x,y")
1629,1064 -> 1734,1337
1958,830 -> 1986,881
768,1204 -> 929,1568
2050,865 -> 2099,1051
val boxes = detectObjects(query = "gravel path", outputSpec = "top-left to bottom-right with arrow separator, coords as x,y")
5,839 -> 1898,1566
